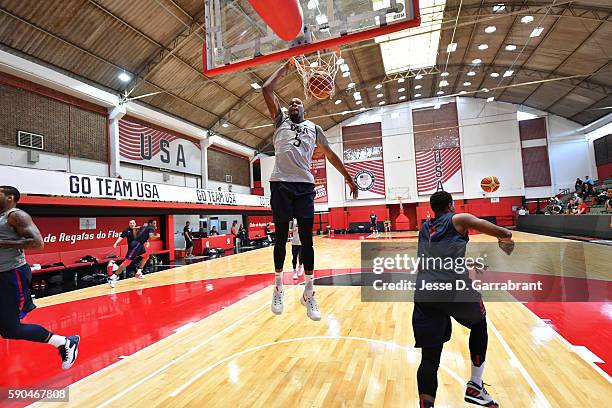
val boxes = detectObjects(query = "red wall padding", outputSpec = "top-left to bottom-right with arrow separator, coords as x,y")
346,205 -> 388,226
597,162 -> 612,181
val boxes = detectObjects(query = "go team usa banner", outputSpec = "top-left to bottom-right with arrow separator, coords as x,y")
119,118 -> 202,175
1,166 -> 270,208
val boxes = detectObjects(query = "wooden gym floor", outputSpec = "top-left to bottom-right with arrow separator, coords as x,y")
1,231 -> 610,407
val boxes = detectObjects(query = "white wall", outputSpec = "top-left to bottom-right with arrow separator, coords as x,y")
0,146 -> 108,175
173,214 -> 200,249
259,97 -> 598,207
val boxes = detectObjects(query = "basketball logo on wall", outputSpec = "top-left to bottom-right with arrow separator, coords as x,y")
354,169 -> 376,191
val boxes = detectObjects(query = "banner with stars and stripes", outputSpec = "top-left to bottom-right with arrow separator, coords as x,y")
342,122 -> 386,200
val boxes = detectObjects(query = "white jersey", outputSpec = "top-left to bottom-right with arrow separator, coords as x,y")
291,225 -> 301,246
269,112 -> 329,184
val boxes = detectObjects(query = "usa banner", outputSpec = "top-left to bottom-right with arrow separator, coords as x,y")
310,150 -> 328,203
342,123 -> 386,200
412,103 -> 464,195
119,117 -> 202,175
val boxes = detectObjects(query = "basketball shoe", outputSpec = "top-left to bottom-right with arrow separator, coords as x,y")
271,286 -> 284,315
135,269 -> 144,279
300,292 -> 321,321
108,274 -> 119,288
59,335 -> 80,370
464,381 -> 499,407
292,268 -> 298,280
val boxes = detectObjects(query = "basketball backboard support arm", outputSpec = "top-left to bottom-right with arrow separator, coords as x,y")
202,0 -> 421,77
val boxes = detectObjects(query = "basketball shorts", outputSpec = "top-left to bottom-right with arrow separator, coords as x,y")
185,239 -> 194,249
126,241 -> 147,261
270,181 -> 315,223
412,286 -> 486,348
0,264 -> 37,320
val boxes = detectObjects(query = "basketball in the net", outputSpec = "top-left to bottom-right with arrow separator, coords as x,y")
307,71 -> 334,100
480,176 -> 501,193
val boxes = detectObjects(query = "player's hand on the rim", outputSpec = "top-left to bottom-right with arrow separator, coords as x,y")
347,178 -> 359,199
498,237 -> 515,255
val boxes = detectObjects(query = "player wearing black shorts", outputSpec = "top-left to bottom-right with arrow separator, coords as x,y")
108,219 -> 158,288
183,221 -> 194,257
262,61 -> 358,321
413,191 -> 514,408
0,186 -> 80,370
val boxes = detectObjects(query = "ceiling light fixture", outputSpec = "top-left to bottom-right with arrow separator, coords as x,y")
118,72 -> 132,82
437,91 -> 444,95
415,74 -> 423,80
335,99 -> 342,105
490,72 -> 499,78
482,88 -> 490,92
463,81 -> 471,86
459,90 -> 467,95
342,71 -> 350,78
375,83 -> 383,89
439,80 -> 449,87
484,26 -> 496,33
399,95 -> 407,100
347,82 -> 355,88
478,44 -> 489,50
441,72 -> 449,77
467,71 -> 476,76
447,42 -> 458,53
505,44 -> 517,51
356,100 -> 363,105
415,85 -> 422,90
250,82 -> 261,89
398,87 -> 406,92
397,78 -> 405,83
503,70 -> 514,77
414,93 -> 422,97
530,27 -> 544,37
377,93 -> 384,98
379,101 -> 386,105
521,15 -> 534,24
472,58 -> 482,64
487,97 -> 495,102
493,4 -> 505,12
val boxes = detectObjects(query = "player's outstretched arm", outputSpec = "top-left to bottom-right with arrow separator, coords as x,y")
112,235 -> 123,248
0,210 -> 43,250
453,212 -> 514,254
262,61 -> 290,119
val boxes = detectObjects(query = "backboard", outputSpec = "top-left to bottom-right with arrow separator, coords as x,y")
203,0 -> 420,76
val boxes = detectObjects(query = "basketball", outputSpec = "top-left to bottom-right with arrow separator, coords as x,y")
480,176 -> 501,193
307,71 -> 334,100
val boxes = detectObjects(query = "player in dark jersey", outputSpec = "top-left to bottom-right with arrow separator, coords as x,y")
108,219 -> 158,288
113,219 -> 138,248
0,186 -> 80,370
183,221 -> 193,257
413,191 -> 514,408
370,211 -> 377,233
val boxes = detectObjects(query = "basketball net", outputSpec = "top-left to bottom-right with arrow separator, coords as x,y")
292,50 -> 340,100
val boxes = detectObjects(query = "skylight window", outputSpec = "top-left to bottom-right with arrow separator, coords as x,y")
376,0 -> 446,74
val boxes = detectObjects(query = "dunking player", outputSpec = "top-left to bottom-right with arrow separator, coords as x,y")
0,186 -> 80,369
263,60 -> 358,320
413,191 -> 514,407
108,219 -> 158,288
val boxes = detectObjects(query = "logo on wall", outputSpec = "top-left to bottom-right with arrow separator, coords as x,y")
354,169 -> 376,191
119,118 -> 201,175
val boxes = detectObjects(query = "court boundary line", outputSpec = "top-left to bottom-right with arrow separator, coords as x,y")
168,335 -> 466,398
519,302 -> 612,384
27,284 -> 282,408
488,318 -> 552,408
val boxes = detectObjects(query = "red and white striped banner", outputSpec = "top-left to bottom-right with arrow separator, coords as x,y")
344,159 -> 386,200
415,147 -> 463,195
119,119 -> 201,175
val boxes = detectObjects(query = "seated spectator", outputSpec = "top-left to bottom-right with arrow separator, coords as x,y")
605,190 -> 612,213
210,226 -> 219,236
584,176 -> 595,198
566,198 -> 577,214
595,184 -> 608,204
518,206 -> 527,216
575,177 -> 583,194
576,200 -> 588,214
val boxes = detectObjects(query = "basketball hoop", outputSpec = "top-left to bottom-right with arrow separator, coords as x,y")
292,50 -> 340,100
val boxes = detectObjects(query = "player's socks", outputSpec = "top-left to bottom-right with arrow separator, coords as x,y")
470,361 -> 484,386
298,264 -> 304,276
47,334 -> 66,348
304,274 -> 314,297
135,269 -> 144,279
275,271 -> 283,288
292,268 -> 298,280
